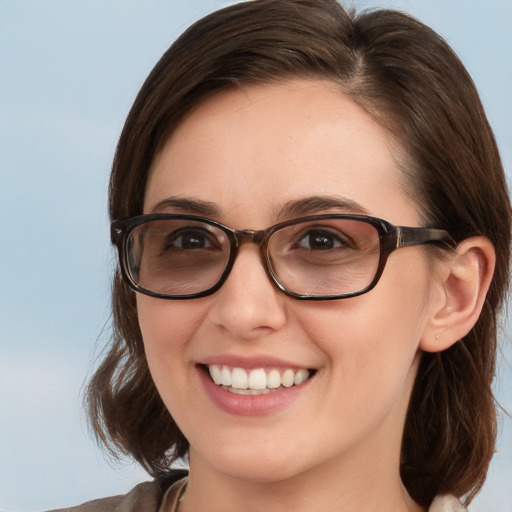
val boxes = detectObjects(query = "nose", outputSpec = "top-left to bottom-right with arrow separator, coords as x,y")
206,244 -> 287,340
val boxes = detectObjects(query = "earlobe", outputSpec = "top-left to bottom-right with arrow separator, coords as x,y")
420,237 -> 495,353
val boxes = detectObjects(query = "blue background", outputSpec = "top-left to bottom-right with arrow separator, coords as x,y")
1,1 -> 510,510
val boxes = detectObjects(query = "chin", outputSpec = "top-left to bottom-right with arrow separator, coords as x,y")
221,461 -> 304,485
192,441 -> 313,484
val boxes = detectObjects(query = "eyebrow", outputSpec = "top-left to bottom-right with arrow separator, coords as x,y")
150,197 -> 220,216
277,196 -> 369,218
150,195 -> 369,220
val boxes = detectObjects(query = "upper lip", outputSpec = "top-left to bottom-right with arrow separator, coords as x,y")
199,354 -> 313,370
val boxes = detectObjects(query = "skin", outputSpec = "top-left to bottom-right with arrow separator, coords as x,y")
137,79 -> 450,512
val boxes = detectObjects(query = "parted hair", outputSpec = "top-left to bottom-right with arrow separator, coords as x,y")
87,0 -> 511,506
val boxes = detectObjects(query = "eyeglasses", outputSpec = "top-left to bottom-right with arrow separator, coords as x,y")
111,213 -> 455,301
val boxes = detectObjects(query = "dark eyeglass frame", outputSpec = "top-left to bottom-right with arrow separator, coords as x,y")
111,213 -> 456,301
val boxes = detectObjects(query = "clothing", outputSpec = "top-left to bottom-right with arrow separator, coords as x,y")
48,471 -> 466,512
429,494 -> 467,512
46,471 -> 187,512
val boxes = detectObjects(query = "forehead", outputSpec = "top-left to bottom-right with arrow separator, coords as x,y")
145,79 -> 417,226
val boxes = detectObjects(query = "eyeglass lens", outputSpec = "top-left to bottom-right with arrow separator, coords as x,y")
125,217 -> 382,298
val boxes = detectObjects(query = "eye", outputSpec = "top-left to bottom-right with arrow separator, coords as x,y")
293,229 -> 352,251
167,228 -> 219,250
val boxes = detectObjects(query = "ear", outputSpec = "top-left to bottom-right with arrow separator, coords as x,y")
420,237 -> 496,353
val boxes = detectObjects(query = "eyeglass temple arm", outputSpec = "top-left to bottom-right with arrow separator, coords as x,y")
394,226 -> 456,249
111,221 -> 129,246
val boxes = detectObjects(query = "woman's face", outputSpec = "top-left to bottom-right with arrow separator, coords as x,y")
138,80 -> 440,484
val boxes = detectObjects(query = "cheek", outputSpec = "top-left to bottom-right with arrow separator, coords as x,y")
135,296 -> 207,396
137,296 -> 204,350
295,254 -> 433,392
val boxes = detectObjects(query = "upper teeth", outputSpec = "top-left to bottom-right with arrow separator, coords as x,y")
208,365 -> 310,391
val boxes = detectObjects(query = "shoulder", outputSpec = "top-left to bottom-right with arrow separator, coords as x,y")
47,481 -> 160,512
429,495 -> 467,512
47,470 -> 188,512
46,480 -> 158,512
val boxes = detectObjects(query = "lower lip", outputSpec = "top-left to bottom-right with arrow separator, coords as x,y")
197,366 -> 312,416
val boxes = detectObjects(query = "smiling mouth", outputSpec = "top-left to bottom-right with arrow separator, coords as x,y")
202,364 -> 316,395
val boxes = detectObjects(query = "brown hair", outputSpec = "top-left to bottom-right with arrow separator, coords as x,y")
87,0 -> 511,506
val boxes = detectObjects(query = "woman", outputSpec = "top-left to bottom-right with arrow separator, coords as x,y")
58,0 -> 510,510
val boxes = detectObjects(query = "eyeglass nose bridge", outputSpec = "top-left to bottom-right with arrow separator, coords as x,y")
233,228 -> 267,246
229,228 -> 272,268
220,227 -> 282,291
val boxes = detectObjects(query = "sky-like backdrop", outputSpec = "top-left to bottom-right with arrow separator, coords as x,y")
1,1 -> 511,510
